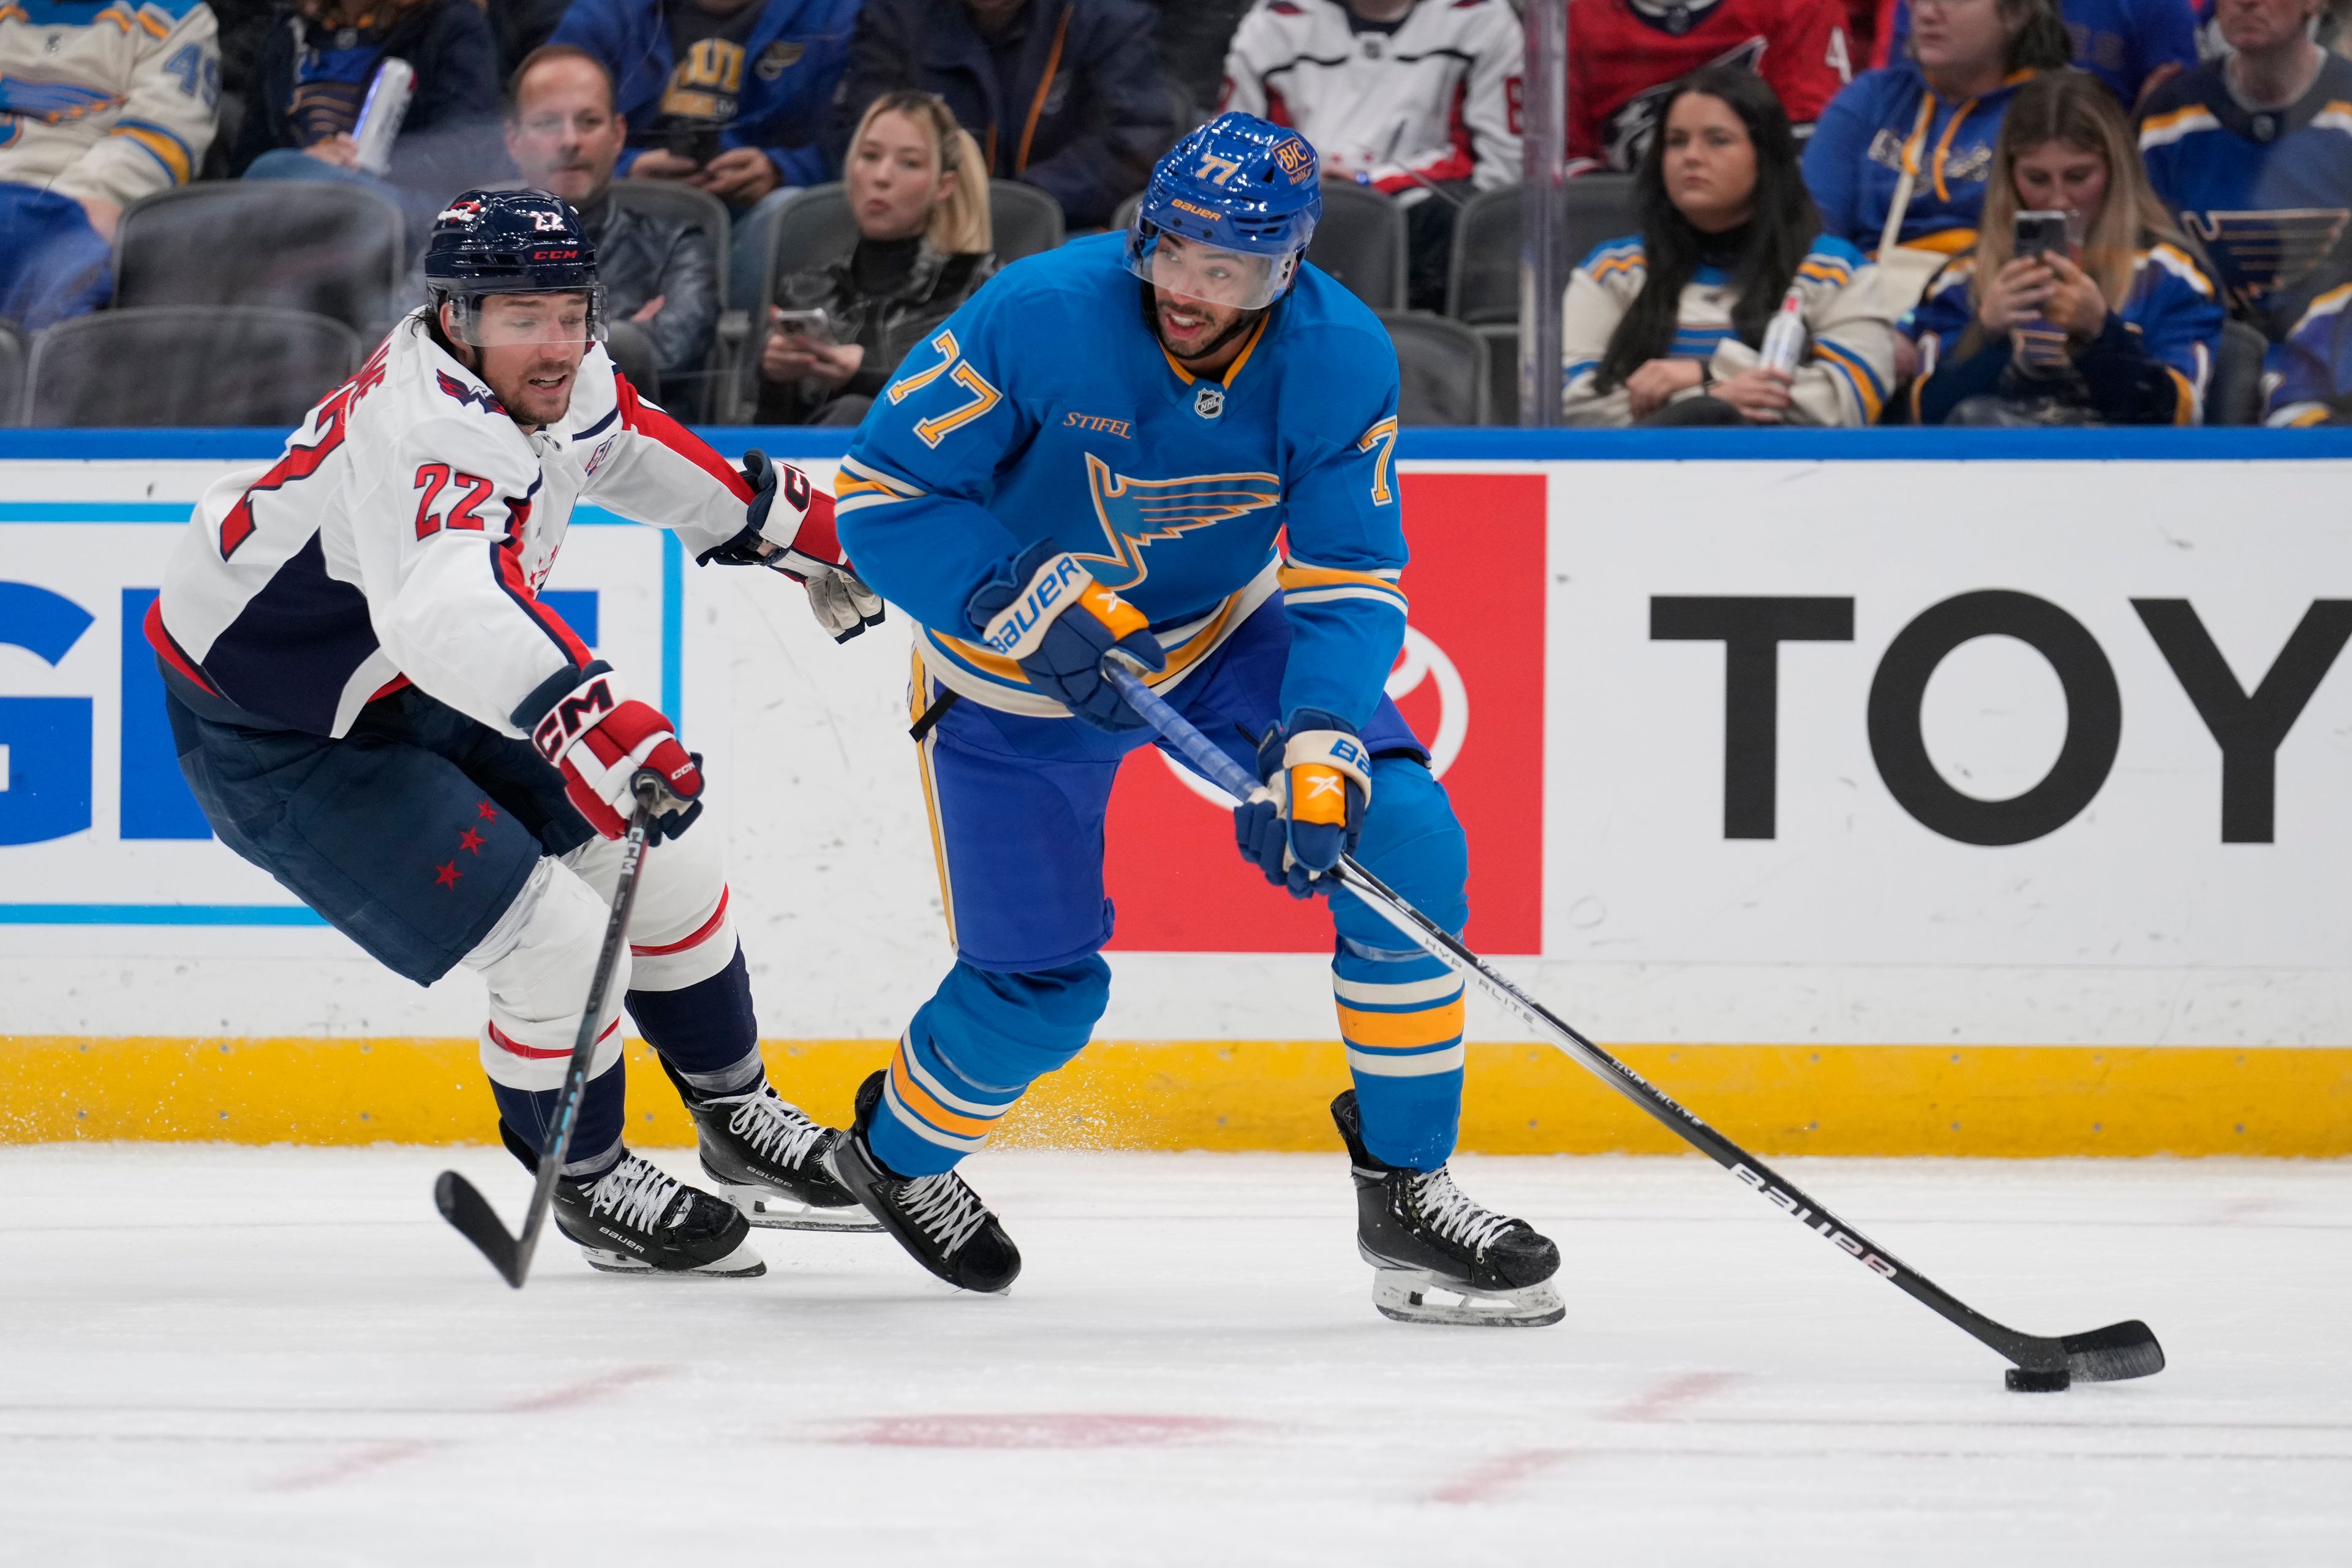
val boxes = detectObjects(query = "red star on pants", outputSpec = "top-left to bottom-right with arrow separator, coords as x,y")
434,861 -> 462,889
475,799 -> 499,821
457,827 -> 486,856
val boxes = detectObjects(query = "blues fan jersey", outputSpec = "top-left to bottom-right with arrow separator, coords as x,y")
153,312 -> 774,738
0,0 -> 218,206
835,233 -> 1409,731
2139,55 -> 2352,330
2263,279 -> 2352,423
1804,62 -> 2035,254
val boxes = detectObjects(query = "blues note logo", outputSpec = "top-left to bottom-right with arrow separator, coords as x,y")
1077,453 -> 1280,590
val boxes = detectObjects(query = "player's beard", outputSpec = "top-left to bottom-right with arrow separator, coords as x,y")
1142,282 -> 1264,368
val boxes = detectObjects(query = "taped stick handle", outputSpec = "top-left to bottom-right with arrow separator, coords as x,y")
1102,662 -> 1258,801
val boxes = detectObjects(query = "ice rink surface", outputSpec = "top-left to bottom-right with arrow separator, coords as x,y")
2,1146 -> 2346,1566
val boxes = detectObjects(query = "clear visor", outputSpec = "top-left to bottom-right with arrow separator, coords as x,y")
1125,225 -> 1295,313
447,287 -> 606,348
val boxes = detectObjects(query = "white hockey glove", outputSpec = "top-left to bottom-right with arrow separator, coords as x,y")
518,661 -> 704,842
699,449 -> 887,643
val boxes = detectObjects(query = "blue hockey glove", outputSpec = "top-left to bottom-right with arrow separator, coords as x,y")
1234,710 -> 1371,899
966,540 -> 1166,731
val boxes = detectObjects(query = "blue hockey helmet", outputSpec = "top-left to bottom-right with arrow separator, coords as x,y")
1127,112 -> 1322,311
423,189 -> 605,346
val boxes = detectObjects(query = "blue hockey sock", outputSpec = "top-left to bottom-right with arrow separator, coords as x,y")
492,1058 -> 627,1181
870,958 -> 1109,1177
626,944 -> 763,1096
1333,938 -> 1465,1170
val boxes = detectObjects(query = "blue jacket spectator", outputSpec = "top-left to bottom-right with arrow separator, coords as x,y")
2262,279 -> 2352,423
1804,0 -> 2071,260
548,0 -> 856,189
826,0 -> 1177,231
1909,70 -> 2223,423
2138,0 -> 2352,336
1880,0 -> 2198,108
231,0 -> 499,178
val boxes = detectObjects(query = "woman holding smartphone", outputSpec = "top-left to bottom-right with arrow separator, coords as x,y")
756,91 -> 995,424
1908,70 -> 2225,424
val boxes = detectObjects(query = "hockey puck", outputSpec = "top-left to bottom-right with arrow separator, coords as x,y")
2005,1366 -> 2072,1392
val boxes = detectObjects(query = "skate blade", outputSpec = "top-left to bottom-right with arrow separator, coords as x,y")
1371,1268 -> 1564,1328
579,1237 -> 767,1278
718,1182 -> 884,1233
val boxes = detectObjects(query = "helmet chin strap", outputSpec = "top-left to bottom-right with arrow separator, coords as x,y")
1140,279 -> 1266,368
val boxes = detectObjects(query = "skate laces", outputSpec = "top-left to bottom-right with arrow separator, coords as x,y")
722,1088 -> 825,1170
897,1172 -> 990,1256
1409,1167 -> 1515,1253
589,1156 -> 686,1232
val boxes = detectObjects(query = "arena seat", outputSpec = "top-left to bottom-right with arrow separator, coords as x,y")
26,307 -> 360,428
1306,181 -> 1407,311
1447,176 -> 1638,324
2207,318 -> 2269,426
986,180 -> 1068,263
0,318 -> 25,425
607,179 -> 733,303
1381,310 -> 1487,426
1476,322 -> 1520,425
113,182 -> 405,336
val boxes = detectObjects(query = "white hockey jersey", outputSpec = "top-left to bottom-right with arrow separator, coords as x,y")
1218,0 -> 1521,197
153,313 -> 775,739
0,0 -> 219,206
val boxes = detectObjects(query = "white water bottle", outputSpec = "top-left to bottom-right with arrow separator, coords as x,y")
351,57 -> 415,176
1758,285 -> 1808,374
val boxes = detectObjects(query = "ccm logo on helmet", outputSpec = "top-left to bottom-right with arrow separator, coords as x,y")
530,248 -> 579,261
530,676 -> 616,761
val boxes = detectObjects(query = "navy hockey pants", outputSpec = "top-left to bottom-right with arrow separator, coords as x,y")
879,598 -> 1472,1178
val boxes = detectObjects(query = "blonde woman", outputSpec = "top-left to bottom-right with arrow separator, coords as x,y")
1910,70 -> 2225,424
758,91 -> 997,424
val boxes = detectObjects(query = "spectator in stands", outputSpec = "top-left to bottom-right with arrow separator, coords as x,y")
827,0 -> 1177,232
1568,0 -> 1856,175
1909,70 -> 2223,422
1150,0 -> 1253,121
233,0 -> 500,184
1561,67 -> 1899,425
757,90 -> 997,423
549,0 -> 857,307
1221,0 -> 1521,312
505,45 -> 718,394
1876,0 -> 2198,108
491,0 -> 573,77
1804,0 -> 2071,283
2263,279 -> 2352,421
2139,0 -> 2352,337
0,0 -> 219,331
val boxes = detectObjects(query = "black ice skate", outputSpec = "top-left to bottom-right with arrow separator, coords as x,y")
660,1061 -> 881,1232
826,1070 -> 1021,1293
501,1125 -> 764,1276
1332,1090 -> 1563,1327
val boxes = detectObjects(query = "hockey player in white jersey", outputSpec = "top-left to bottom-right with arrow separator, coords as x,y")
149,189 -> 884,1273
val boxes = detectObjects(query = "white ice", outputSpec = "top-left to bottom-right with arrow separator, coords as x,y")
2,1146 -> 2345,1566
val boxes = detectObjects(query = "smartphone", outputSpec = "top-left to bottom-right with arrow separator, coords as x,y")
2014,209 -> 2071,262
666,126 -> 723,167
772,307 -> 835,346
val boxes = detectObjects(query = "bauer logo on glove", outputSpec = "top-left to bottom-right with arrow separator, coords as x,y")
966,541 -> 1166,731
1235,711 -> 1371,899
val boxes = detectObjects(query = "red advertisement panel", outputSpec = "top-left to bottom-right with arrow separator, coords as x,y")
1102,471 -> 1547,954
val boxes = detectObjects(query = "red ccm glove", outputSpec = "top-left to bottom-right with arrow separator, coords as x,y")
521,662 -> 704,841
698,450 -> 886,642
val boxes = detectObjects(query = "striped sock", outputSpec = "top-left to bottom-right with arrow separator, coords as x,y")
1333,946 -> 1465,1170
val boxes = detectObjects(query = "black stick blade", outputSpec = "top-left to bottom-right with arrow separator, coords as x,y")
2061,1320 -> 2166,1382
434,1170 -> 524,1289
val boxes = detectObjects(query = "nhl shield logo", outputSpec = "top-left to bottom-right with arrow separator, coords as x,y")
1193,385 -> 1225,420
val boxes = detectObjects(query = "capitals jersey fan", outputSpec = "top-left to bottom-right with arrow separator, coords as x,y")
1569,0 -> 1853,172
836,233 -> 1405,730
2139,55 -> 2352,332
1218,0 -> 1522,195
151,316 -> 777,739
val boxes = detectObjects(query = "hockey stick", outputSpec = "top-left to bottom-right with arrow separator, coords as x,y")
1103,663 -> 2164,1388
434,780 -> 658,1289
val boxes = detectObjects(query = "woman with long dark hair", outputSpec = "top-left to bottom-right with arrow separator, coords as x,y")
1561,67 -> 1898,426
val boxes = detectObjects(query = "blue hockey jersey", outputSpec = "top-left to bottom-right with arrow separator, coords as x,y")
835,233 -> 1409,731
2263,279 -> 2352,423
1804,62 -> 2041,255
2139,55 -> 2352,331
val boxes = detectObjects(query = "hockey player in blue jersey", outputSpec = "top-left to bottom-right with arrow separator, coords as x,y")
826,113 -> 1564,1328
